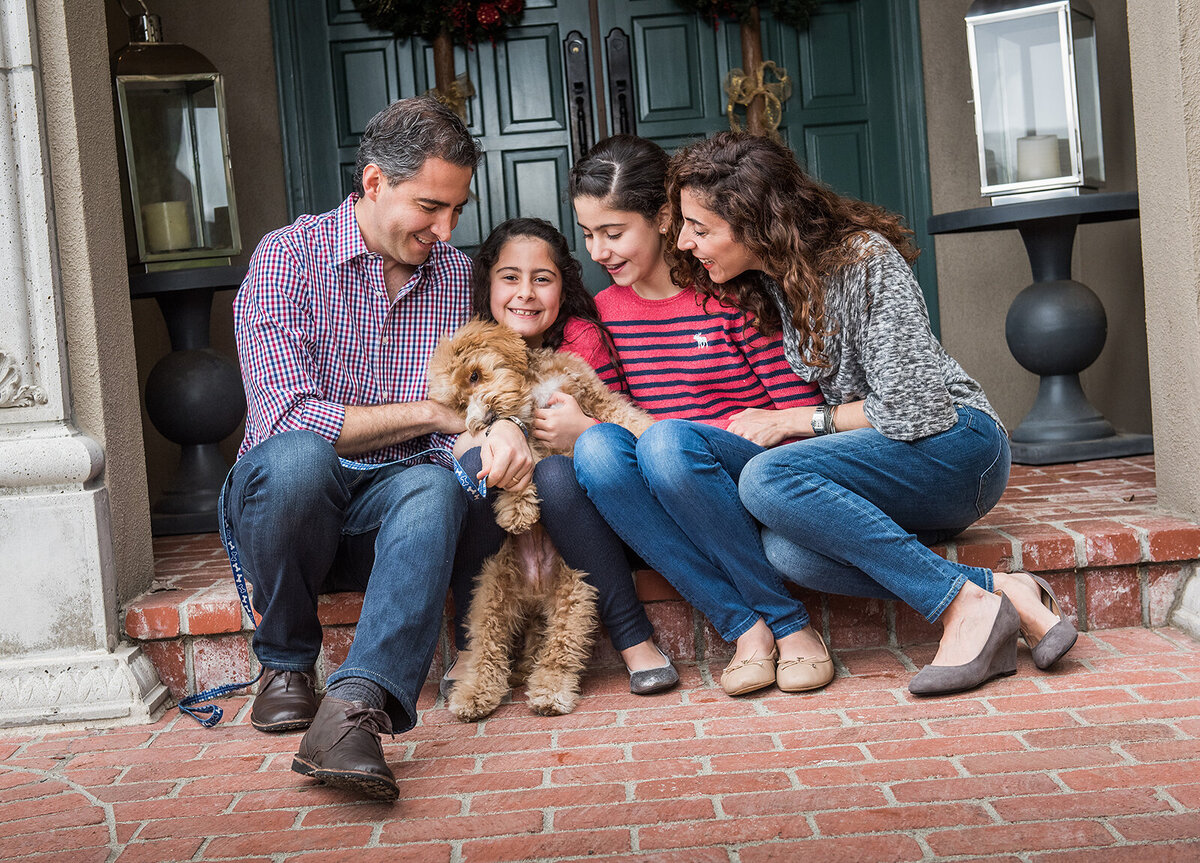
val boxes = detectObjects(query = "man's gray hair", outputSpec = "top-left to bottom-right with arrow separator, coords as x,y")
353,96 -> 482,196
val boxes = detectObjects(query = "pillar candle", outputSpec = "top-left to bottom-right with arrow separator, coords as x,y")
1016,135 -> 1062,182
141,200 -> 191,252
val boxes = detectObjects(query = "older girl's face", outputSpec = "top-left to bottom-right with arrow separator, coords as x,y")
487,236 -> 563,347
574,195 -> 669,289
676,187 -> 763,283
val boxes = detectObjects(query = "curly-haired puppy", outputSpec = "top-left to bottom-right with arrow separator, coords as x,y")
427,318 -> 654,720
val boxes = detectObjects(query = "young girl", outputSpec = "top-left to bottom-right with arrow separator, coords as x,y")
666,132 -> 1076,696
447,217 -> 679,696
562,136 -> 833,697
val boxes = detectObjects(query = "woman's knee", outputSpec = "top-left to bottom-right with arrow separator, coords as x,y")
738,448 -> 795,520
635,418 -> 700,464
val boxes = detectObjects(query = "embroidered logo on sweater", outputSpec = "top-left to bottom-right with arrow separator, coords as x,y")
693,333 -> 709,349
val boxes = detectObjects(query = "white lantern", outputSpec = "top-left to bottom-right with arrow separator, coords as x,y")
115,13 -> 241,269
966,0 -> 1104,204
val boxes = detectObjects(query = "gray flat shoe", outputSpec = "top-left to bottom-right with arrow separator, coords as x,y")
629,645 -> 679,695
909,593 -> 1020,696
1023,573 -> 1078,670
439,655 -> 459,700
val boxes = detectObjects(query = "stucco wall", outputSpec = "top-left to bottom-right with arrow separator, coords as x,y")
107,2 -> 289,503
37,0 -> 153,602
919,1 -> 1149,436
1127,0 -> 1200,519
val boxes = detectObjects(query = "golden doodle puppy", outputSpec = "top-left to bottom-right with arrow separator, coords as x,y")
427,318 -> 654,719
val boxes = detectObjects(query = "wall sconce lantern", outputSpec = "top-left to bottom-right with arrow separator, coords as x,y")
115,11 -> 240,270
966,0 -> 1104,205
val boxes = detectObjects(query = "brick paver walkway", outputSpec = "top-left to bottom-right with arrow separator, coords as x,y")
4,626 -> 1200,862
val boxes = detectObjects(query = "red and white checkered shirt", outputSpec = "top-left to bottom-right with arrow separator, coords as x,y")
234,195 -> 472,463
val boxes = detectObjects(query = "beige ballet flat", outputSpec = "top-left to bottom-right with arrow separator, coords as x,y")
720,648 -> 777,696
777,631 -> 834,692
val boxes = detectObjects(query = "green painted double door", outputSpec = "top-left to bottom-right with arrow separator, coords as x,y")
271,0 -> 936,315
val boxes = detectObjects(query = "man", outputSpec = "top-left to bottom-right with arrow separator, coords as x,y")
226,97 -> 531,801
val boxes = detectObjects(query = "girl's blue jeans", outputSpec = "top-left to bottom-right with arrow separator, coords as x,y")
739,406 -> 1011,622
574,419 -> 812,642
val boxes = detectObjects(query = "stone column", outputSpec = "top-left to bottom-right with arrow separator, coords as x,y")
1127,0 -> 1200,637
0,0 -> 166,726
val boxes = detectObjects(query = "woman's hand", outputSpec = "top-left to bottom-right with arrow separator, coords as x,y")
478,419 -> 535,491
726,407 -> 804,447
534,391 -> 598,452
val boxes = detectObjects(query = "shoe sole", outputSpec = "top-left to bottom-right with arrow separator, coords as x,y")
251,717 -> 313,733
291,756 -> 399,801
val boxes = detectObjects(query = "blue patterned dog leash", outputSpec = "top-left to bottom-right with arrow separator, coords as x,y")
176,447 -> 485,726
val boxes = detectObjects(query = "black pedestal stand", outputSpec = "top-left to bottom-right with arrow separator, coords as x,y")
928,192 -> 1150,465
130,265 -> 247,534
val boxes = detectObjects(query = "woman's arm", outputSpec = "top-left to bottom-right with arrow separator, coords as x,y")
726,400 -> 868,447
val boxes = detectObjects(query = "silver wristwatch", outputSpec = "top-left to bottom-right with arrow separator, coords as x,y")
811,404 -> 833,436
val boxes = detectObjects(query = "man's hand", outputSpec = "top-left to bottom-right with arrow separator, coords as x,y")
533,392 -> 597,452
478,418 -> 535,491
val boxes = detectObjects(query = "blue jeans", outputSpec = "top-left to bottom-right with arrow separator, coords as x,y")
450,451 -> 655,653
574,420 -> 811,642
223,430 -> 485,732
739,406 -> 1011,622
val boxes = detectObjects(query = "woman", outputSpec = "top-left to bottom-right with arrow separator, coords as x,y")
665,132 -> 1077,695
565,136 -> 834,697
448,217 -> 679,696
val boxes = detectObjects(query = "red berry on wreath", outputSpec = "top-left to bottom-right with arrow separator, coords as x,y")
477,3 -> 500,26
497,0 -> 523,14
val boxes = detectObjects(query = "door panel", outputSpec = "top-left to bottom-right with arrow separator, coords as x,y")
271,0 -> 936,319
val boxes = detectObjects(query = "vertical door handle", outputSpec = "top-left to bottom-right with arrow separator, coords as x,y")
564,30 -> 595,156
605,28 -> 635,136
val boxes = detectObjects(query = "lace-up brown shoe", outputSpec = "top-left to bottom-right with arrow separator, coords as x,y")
250,668 -> 319,733
291,697 -> 399,801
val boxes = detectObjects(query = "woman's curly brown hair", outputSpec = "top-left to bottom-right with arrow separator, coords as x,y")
665,132 -> 918,367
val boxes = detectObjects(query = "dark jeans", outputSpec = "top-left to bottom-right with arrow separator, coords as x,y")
223,430 -> 479,732
450,451 -> 655,654
740,407 -> 1011,622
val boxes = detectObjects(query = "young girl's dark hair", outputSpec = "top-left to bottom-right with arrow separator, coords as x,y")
472,217 -> 627,386
567,135 -> 670,219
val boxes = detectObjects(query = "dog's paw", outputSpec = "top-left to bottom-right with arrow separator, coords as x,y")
525,684 -> 580,716
448,687 -> 504,722
495,492 -> 541,534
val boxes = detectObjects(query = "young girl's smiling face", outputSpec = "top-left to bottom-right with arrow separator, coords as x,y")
488,236 -> 563,347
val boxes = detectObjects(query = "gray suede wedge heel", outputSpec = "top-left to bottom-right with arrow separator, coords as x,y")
1023,573 -> 1078,670
909,593 -> 1020,697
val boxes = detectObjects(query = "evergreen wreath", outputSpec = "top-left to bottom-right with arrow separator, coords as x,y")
353,0 -> 525,45
674,0 -> 825,30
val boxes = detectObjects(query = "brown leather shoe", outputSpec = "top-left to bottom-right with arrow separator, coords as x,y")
250,668 -> 319,733
291,697 -> 399,801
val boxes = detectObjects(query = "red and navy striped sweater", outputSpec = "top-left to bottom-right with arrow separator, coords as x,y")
562,284 -> 823,429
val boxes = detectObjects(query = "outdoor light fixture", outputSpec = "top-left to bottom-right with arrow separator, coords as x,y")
966,0 -> 1104,204
114,5 -> 240,270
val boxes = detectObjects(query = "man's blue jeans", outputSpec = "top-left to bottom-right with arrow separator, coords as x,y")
574,420 -> 811,643
739,406 -> 1011,622
222,430 -> 482,732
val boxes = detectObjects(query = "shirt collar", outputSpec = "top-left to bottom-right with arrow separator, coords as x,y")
332,195 -> 368,266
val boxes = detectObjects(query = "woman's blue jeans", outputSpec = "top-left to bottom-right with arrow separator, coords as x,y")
450,452 -> 655,654
222,430 -> 488,732
574,420 -> 811,643
738,406 -> 1011,622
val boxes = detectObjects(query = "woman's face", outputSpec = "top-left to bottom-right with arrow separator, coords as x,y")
676,187 -> 763,283
487,236 -> 563,347
574,195 -> 669,289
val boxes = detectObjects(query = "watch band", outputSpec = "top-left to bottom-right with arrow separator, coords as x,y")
485,415 -> 530,438
811,405 -> 832,436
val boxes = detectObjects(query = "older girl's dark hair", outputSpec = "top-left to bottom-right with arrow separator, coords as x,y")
568,135 -> 670,219
472,217 -> 627,385
665,132 -> 918,367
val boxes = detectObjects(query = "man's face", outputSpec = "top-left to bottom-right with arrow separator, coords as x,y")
358,157 -> 474,275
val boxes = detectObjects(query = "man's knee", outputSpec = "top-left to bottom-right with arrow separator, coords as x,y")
235,430 -> 342,503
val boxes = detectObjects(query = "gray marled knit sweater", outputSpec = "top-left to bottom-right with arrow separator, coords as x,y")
762,231 -> 1002,442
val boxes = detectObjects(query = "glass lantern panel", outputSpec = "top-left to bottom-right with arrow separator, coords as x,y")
1072,9 -> 1104,186
121,76 -> 232,255
973,9 -> 1074,187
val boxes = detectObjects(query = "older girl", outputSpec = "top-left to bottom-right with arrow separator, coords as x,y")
666,132 -> 1076,695
566,136 -> 832,697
